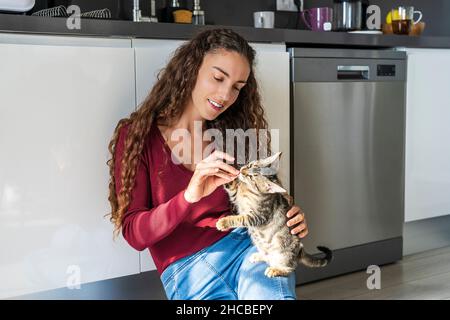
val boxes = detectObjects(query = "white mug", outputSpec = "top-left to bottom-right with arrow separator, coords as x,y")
254,11 -> 275,28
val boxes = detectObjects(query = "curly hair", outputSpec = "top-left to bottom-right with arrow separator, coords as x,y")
106,28 -> 270,238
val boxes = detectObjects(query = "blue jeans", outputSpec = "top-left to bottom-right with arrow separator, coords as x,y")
160,227 -> 297,300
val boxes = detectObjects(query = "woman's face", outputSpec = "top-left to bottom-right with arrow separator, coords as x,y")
189,49 -> 251,121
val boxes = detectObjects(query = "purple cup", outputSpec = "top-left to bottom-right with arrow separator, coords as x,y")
301,7 -> 333,31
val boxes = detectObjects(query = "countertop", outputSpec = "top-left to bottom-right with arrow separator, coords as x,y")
1,14 -> 450,49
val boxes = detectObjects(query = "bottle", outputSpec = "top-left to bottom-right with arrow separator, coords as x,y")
192,0 -> 205,25
149,0 -> 158,22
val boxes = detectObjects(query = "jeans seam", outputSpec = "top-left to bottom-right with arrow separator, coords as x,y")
172,273 -> 181,300
276,273 -> 296,300
277,276 -> 284,299
162,246 -> 208,287
200,256 -> 238,299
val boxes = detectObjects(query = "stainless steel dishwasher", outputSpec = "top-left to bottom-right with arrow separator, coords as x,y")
289,48 -> 407,285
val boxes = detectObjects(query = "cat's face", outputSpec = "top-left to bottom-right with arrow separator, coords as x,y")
237,152 -> 287,194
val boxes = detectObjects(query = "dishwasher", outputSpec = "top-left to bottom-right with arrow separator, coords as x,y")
289,48 -> 407,285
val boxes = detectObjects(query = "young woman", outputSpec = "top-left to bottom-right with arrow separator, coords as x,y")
107,28 -> 308,300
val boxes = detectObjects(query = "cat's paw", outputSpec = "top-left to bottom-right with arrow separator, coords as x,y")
249,252 -> 265,264
264,267 -> 292,278
216,218 -> 231,231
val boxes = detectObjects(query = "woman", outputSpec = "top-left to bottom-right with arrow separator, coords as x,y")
106,28 -> 308,300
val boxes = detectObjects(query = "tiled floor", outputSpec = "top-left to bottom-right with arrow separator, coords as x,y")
296,246 -> 450,300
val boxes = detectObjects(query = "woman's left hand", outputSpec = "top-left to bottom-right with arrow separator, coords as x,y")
286,205 -> 309,239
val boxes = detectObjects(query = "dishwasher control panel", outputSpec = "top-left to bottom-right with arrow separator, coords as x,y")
377,64 -> 396,77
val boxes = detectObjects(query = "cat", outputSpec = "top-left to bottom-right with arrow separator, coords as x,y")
216,152 -> 332,278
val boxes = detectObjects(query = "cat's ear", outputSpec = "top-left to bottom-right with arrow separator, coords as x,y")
258,151 -> 282,168
264,179 -> 287,194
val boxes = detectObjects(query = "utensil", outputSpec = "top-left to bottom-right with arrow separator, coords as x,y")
254,11 -> 275,29
81,8 -> 111,19
31,5 -> 68,17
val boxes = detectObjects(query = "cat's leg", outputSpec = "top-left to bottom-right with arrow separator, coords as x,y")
264,266 -> 294,278
237,246 -> 296,300
264,252 -> 296,278
216,215 -> 245,231
216,213 -> 264,231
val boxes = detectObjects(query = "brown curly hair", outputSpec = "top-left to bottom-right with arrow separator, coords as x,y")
106,28 -> 270,238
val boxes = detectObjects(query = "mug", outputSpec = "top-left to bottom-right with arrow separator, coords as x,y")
254,11 -> 275,28
391,6 -> 423,35
302,7 -> 333,31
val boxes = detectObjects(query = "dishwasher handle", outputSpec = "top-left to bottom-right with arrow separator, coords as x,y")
337,65 -> 370,80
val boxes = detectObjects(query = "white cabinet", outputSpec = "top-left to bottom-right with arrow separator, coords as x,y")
0,35 -> 140,298
402,48 -> 450,222
133,40 -> 290,272
252,44 -> 290,192
133,39 -> 186,106
133,39 -> 186,273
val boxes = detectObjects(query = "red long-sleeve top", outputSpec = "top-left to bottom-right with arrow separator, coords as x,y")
114,123 -> 232,275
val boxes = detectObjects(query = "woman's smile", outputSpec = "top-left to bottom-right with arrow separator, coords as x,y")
208,98 -> 224,112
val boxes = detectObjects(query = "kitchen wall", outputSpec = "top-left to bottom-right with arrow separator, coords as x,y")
29,0 -> 450,37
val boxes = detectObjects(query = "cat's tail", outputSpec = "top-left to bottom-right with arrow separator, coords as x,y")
299,246 -> 333,268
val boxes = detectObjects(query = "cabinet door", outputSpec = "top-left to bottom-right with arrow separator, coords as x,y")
404,49 -> 450,222
252,44 -> 290,192
133,39 -> 185,273
0,38 -> 139,298
134,39 -> 186,106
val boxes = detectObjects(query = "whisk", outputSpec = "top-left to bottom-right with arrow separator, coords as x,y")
31,6 -> 111,19
31,5 -> 68,17
81,9 -> 111,19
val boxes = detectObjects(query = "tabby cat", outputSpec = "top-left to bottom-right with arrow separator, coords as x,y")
216,152 -> 332,278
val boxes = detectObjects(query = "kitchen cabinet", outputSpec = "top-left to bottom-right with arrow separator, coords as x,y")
252,44 -> 290,193
133,40 -> 290,272
133,39 -> 185,273
401,48 -> 450,222
0,33 -> 291,297
0,35 -> 140,298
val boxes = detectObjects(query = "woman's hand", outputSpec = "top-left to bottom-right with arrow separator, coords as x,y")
184,150 -> 240,203
286,205 -> 309,239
